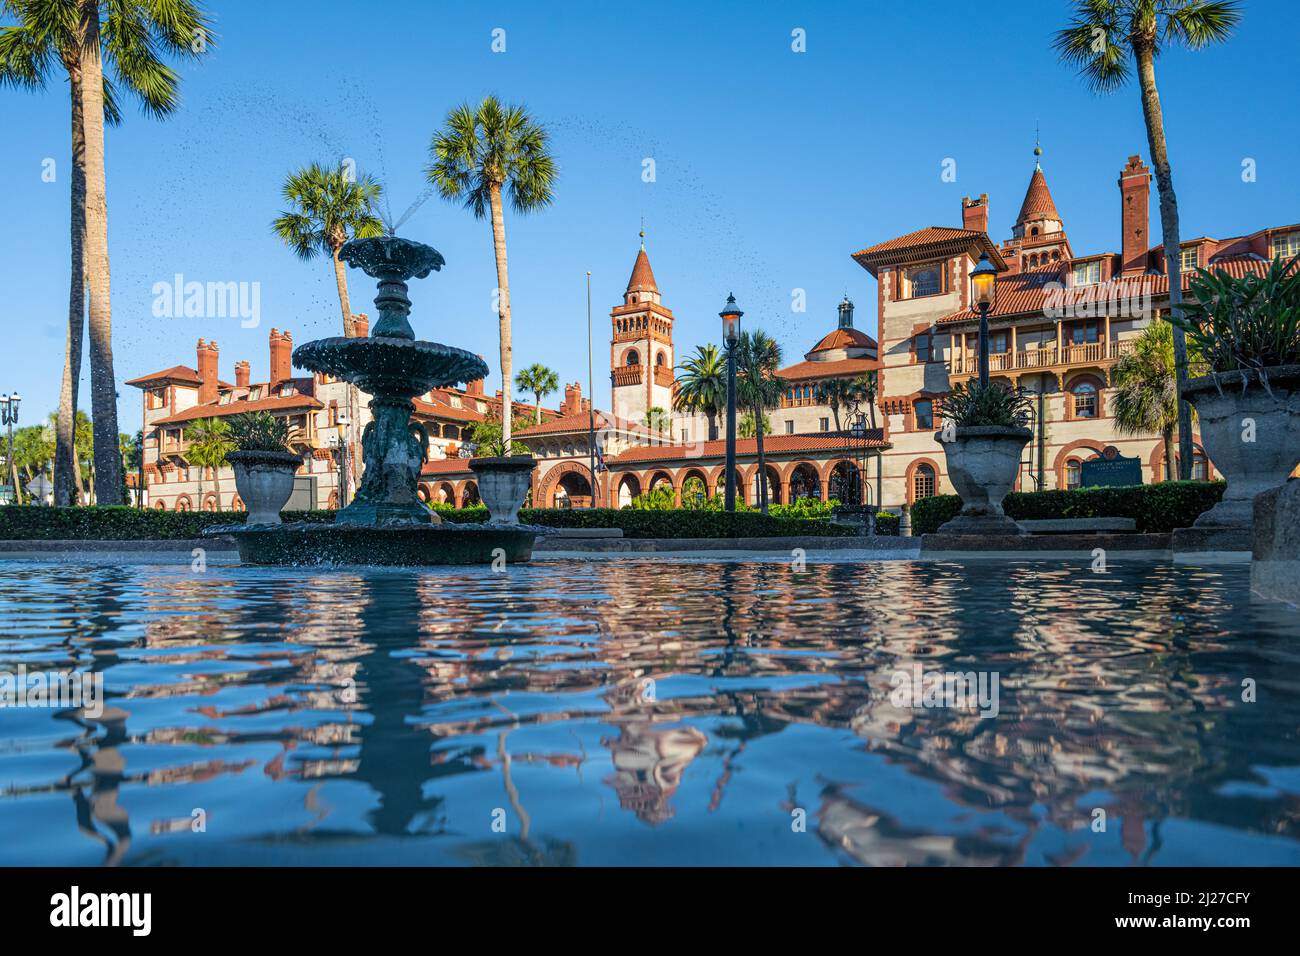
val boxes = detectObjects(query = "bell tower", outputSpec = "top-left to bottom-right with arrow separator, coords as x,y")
610,231 -> 674,426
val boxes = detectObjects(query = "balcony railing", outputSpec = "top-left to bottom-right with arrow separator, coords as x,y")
653,365 -> 675,387
612,367 -> 642,386
948,339 -> 1135,375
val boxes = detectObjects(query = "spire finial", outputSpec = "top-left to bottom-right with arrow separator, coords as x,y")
639,215 -> 645,250
1034,122 -> 1042,169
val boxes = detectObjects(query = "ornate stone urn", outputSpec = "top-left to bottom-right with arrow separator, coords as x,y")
226,450 -> 301,526
469,455 -> 536,525
1181,366 -> 1300,530
933,426 -> 1031,535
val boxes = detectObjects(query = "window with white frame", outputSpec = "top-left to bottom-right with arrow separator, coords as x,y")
1071,260 -> 1101,286
1180,247 -> 1200,272
1271,231 -> 1300,261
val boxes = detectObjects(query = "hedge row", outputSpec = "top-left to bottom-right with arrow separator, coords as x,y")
0,505 -> 861,541
909,480 -> 1226,536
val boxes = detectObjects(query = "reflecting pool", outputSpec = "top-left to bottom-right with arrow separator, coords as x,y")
1,556 -> 1297,866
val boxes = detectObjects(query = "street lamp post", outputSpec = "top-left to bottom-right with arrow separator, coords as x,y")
720,294 -> 743,512
970,252 -> 998,388
1,393 -> 20,505
335,412 -> 351,507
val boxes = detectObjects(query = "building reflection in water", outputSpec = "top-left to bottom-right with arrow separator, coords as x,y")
3,555 -> 1297,866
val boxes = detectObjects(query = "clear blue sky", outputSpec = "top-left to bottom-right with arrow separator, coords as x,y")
2,0 -> 1297,431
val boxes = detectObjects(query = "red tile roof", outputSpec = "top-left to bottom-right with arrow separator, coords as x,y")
778,357 -> 881,380
150,393 -> 323,425
413,397 -> 485,423
808,328 -> 877,353
515,409 -> 667,439
626,248 -> 658,293
936,255 -> 1281,325
420,458 -> 475,477
126,365 -> 203,387
852,227 -> 1006,276
1016,167 -> 1060,224
608,431 -> 888,466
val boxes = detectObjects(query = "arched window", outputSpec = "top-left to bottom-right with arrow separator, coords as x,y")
1066,458 -> 1082,489
656,351 -> 667,366
625,349 -> 640,366
1072,381 -> 1098,418
912,464 -> 936,501
908,266 -> 941,297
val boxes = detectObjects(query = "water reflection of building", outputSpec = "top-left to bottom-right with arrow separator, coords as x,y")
602,722 -> 708,826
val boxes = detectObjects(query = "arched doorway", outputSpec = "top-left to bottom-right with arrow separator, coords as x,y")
788,463 -> 821,501
828,461 -> 861,505
554,470 -> 592,509
461,481 -> 480,506
616,474 -> 641,508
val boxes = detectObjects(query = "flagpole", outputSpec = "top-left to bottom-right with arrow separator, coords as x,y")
587,271 -> 598,509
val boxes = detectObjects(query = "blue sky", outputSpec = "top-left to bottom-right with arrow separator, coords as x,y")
2,0 -> 1297,430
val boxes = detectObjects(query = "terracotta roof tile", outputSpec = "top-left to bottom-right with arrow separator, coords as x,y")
420,458 -> 475,477
626,248 -> 658,293
150,393 -> 322,425
1016,167 -> 1060,224
515,409 -> 667,439
126,365 -> 202,387
778,357 -> 881,380
808,328 -> 877,353
851,227 -> 1006,276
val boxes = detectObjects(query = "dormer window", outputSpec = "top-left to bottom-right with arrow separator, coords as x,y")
249,386 -> 262,400
449,395 -> 462,408
1072,261 -> 1101,286
1180,247 -> 1200,272
1270,231 -> 1300,261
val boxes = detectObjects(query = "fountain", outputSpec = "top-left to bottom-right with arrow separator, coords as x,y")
212,235 -> 546,565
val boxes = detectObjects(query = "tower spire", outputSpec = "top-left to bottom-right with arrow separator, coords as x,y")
639,216 -> 645,250
1034,122 -> 1042,170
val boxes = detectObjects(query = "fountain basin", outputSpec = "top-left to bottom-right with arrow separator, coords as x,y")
206,521 -> 549,566
293,336 -> 488,397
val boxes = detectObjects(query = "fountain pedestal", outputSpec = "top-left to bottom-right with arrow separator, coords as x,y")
210,235 -> 546,565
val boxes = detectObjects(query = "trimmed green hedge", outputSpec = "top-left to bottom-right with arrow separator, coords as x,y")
874,512 -> 901,536
0,504 -> 859,541
909,481 -> 1226,536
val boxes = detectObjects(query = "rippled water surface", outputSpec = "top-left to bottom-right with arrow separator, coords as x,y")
1,556 -> 1298,866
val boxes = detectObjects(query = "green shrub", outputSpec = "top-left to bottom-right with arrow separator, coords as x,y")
0,505 -> 856,541
874,512 -> 900,536
770,497 -> 839,519
909,481 -> 1225,535
226,411 -> 294,453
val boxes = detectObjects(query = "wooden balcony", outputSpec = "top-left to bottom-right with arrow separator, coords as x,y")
612,366 -> 642,386
948,339 -> 1135,380
653,365 -> 675,387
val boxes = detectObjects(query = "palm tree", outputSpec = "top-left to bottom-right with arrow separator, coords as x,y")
1,0 -> 214,505
1113,321 -> 1179,481
673,344 -> 727,440
854,371 -> 879,429
515,363 -> 559,425
1054,0 -> 1241,479
735,331 -> 785,514
186,417 -> 233,511
814,377 -> 861,432
272,161 -> 385,339
427,96 -> 557,452
643,406 -> 669,432
273,160 -> 384,499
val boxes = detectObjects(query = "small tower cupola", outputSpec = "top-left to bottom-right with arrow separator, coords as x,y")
837,294 -> 855,329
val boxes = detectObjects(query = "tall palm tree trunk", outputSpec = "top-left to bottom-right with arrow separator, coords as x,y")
488,183 -> 513,448
754,404 -> 768,513
329,241 -> 363,502
1136,44 -> 1193,481
212,468 -> 221,511
78,2 -> 123,505
1163,424 -> 1175,482
534,392 -> 543,425
706,409 -> 717,442
55,61 -> 87,508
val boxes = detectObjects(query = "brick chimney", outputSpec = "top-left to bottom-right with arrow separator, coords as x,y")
466,376 -> 484,397
962,193 -> 989,234
1119,155 -> 1151,275
234,360 -> 250,388
353,313 -> 369,337
269,328 -> 292,385
196,338 -> 218,404
562,382 -> 581,416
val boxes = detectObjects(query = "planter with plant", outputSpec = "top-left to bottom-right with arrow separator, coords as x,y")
932,381 -> 1033,535
466,418 -> 536,525
224,412 -> 302,525
1172,255 -> 1300,530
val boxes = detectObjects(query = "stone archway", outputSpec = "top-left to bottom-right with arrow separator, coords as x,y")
536,461 -> 599,509
615,473 -> 642,508
787,462 -> 821,501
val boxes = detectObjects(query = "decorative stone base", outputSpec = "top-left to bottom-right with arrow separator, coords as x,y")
1170,525 -> 1252,553
935,513 -> 1025,536
208,522 -> 543,566
334,500 -> 440,527
1251,481 -> 1300,604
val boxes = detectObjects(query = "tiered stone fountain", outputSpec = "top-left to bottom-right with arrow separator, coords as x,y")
218,235 -> 544,565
